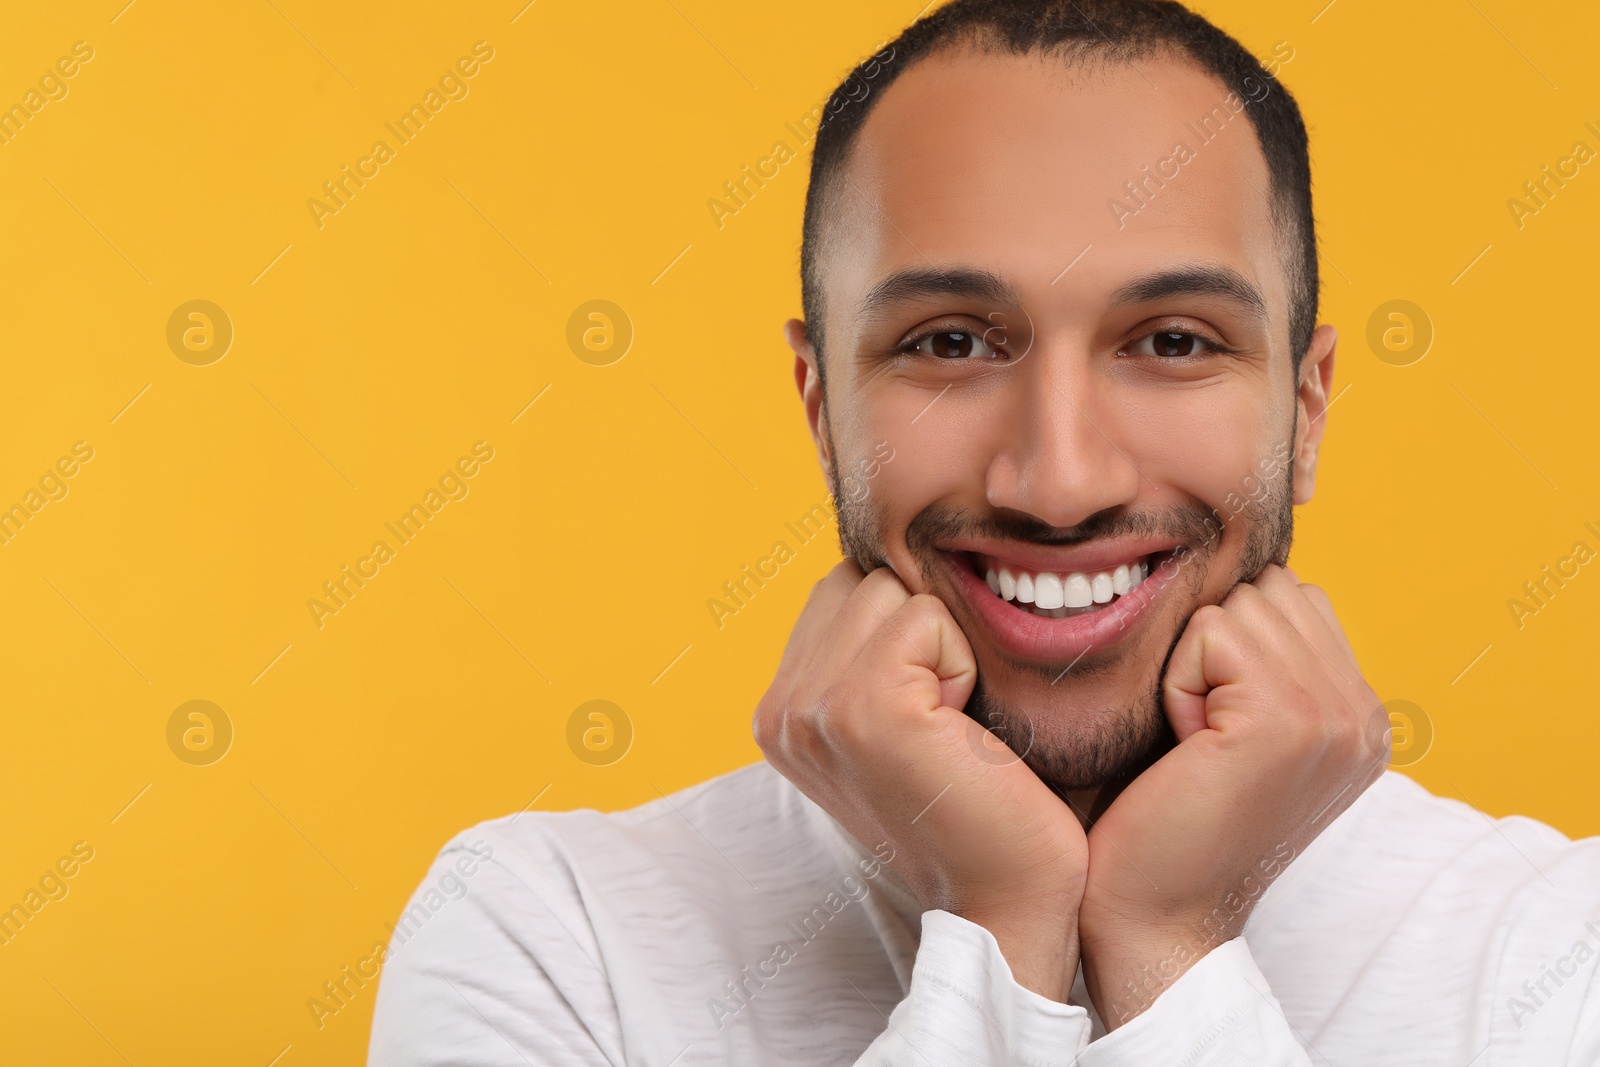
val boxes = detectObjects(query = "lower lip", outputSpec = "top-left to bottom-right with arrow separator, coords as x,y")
943,550 -> 1176,664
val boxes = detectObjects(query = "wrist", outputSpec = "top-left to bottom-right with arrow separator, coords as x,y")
956,901 -> 1081,1003
1079,917 -> 1211,1029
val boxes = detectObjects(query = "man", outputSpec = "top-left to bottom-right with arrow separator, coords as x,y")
368,1 -> 1600,1062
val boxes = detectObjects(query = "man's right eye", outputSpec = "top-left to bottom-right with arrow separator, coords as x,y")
896,328 -> 1006,361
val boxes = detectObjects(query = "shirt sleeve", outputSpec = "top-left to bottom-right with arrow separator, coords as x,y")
1075,938 -> 1314,1065
367,834 -> 624,1067
851,909 -> 1092,1066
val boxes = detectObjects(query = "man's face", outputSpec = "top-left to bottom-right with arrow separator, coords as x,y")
791,45 -> 1336,794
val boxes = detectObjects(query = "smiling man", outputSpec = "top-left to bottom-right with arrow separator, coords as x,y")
368,2 -> 1600,1064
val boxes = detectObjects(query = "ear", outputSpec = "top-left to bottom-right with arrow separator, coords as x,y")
785,317 -> 833,473
1291,324 -> 1337,505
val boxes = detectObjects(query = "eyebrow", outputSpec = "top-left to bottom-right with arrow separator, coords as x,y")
856,266 -> 1021,331
854,262 -> 1269,331
1107,264 -> 1269,328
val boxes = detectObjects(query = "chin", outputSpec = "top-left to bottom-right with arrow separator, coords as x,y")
961,656 -> 1177,794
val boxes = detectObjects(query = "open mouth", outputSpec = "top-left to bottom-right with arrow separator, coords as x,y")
969,551 -> 1164,620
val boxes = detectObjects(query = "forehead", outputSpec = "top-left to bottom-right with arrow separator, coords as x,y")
823,43 -> 1286,345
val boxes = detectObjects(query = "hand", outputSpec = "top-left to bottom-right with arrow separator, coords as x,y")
1077,564 -> 1387,1028
754,560 -> 1088,1001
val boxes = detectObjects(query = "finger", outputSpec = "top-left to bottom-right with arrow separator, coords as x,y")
1250,566 -> 1357,686
845,592 -> 978,734
1161,604 -> 1255,742
799,565 -> 914,683
1297,583 -> 1357,662
1247,577 -> 1366,694
1258,571 -> 1369,705
904,593 -> 979,713
1277,566 -> 1356,661
782,560 -> 866,657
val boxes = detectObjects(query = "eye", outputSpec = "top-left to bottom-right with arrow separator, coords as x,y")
895,324 -> 1008,361
1122,329 -> 1226,360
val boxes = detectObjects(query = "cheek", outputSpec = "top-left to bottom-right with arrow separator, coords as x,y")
844,388 -> 978,499
837,391 -> 989,581
1126,388 -> 1276,515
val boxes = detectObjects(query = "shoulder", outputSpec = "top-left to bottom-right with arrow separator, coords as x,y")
1269,769 -> 1600,913
1342,770 -> 1593,882
369,761 -> 812,1064
461,758 -> 820,889
1248,769 -> 1600,1049
392,758 -> 812,937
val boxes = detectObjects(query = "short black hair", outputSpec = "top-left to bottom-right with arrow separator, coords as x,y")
799,0 -> 1317,384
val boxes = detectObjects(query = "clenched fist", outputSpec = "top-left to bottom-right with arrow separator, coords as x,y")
753,560 -> 1088,1001
1078,564 -> 1388,1028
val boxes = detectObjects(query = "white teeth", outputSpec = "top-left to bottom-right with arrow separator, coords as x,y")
1033,572 -> 1064,610
1112,564 -> 1130,596
981,554 -> 1157,613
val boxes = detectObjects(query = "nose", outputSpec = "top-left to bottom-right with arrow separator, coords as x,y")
983,341 -> 1142,529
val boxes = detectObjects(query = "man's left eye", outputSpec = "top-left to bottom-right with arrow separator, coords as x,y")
1126,331 -> 1214,359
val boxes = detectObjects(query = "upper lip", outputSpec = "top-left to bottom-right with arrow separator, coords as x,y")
939,537 -> 1179,577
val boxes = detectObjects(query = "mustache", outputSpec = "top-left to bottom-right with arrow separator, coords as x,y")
904,504 -> 1224,555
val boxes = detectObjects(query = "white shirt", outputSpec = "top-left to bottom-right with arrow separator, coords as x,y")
367,760 -> 1600,1065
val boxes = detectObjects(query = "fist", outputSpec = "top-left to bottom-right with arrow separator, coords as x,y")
754,560 -> 1087,1000
1079,564 -> 1388,1026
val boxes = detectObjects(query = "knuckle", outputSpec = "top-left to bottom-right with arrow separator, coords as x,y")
845,575 -> 913,629
1191,602 -> 1231,633
1226,581 -> 1268,611
752,688 -> 796,755
812,683 -> 871,753
751,699 -> 779,752
858,565 -> 902,591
